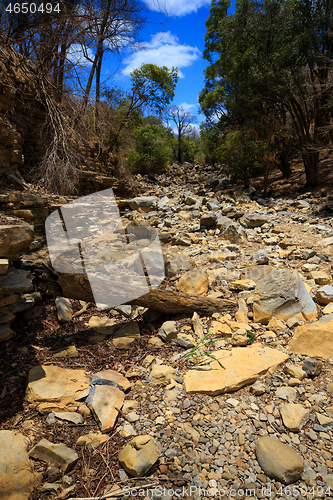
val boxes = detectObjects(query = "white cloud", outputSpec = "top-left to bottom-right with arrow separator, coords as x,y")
179,102 -> 198,111
122,32 -> 201,77
143,0 -> 211,16
67,44 -> 94,66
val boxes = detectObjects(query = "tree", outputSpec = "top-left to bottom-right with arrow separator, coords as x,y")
127,120 -> 173,174
80,0 -> 146,117
167,105 -> 197,163
104,64 -> 179,151
200,0 -> 333,187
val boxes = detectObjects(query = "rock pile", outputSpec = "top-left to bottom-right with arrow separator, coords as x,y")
1,161 -> 333,498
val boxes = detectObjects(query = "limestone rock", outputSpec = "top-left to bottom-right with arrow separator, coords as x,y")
280,403 -> 309,432
252,269 -> 317,324
240,213 -> 268,228
26,365 -> 90,414
200,213 -> 217,228
55,297 -> 73,322
118,435 -> 160,477
88,315 -> 117,333
86,385 -> 124,433
288,314 -> 333,359
150,365 -> 176,385
235,298 -> 248,324
54,345 -> 79,358
267,317 -> 286,334
255,437 -> 304,484
158,320 -> 177,341
76,433 -> 109,449
231,330 -> 248,346
177,333 -> 196,349
0,430 -> 41,500
177,269 -> 209,296
252,249 -> 269,265
0,324 -> 14,342
54,412 -> 83,424
250,380 -> 266,396
276,386 -> 297,401
229,279 -> 256,291
0,258 -> 9,274
29,438 -> 78,472
302,357 -> 322,377
184,344 -> 288,395
129,196 -> 157,212
315,285 -> 333,304
307,271 -> 330,285
0,224 -> 34,258
192,311 -> 204,339
165,254 -> 193,277
216,217 -> 246,242
284,364 -> 306,380
0,268 -> 33,294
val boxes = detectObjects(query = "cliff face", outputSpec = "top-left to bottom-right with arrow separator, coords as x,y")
0,45 -> 46,178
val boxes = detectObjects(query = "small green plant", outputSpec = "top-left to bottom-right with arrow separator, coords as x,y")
182,331 -> 226,369
247,330 -> 254,343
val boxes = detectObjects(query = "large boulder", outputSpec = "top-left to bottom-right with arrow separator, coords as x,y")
255,437 -> 304,484
0,224 -> 34,258
252,269 -> 317,324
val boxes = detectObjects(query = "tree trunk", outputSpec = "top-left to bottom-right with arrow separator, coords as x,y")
278,149 -> 292,177
37,270 -> 236,315
302,149 -> 320,187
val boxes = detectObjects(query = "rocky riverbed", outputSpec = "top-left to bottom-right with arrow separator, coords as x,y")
1,163 -> 333,500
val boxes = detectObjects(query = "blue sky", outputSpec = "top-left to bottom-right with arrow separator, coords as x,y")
103,0 -> 235,125
69,0 -> 236,126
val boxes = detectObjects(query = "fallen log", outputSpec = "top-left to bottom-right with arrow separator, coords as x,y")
38,270 -> 236,315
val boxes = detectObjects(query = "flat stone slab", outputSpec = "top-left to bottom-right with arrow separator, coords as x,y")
0,430 -> 41,499
0,269 -> 33,294
184,344 -> 288,395
288,313 -> 333,359
86,385 -> 125,433
29,438 -> 78,472
26,365 -> 90,414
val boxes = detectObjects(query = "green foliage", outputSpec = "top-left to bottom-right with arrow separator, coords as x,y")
199,0 -> 333,186
102,64 -> 179,152
127,123 -> 172,175
130,64 -> 179,116
247,330 -> 254,344
181,331 -> 226,369
219,130 -> 261,185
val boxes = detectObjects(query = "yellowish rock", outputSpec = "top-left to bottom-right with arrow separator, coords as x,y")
0,430 -> 41,499
288,314 -> 333,359
184,343 -> 288,395
229,279 -> 256,291
177,269 -> 209,296
26,365 -> 90,414
210,321 -> 232,336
